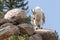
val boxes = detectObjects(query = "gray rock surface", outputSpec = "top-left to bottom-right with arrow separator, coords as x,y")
29,34 -> 42,40
34,29 -> 57,40
17,23 -> 34,35
4,8 -> 26,24
0,23 -> 19,40
0,12 -> 4,19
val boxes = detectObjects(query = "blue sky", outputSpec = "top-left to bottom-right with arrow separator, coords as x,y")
27,0 -> 60,37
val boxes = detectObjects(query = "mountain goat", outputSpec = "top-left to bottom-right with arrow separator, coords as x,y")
4,8 -> 26,24
31,6 -> 45,30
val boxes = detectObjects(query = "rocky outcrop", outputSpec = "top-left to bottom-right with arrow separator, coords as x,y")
0,19 -> 57,40
4,8 -> 26,24
17,23 -> 57,40
0,23 -> 19,40
17,23 -> 34,36
0,22 -> 57,40
34,29 -> 57,40
0,9 -> 57,40
29,34 -> 42,40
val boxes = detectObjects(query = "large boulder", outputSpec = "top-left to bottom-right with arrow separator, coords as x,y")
0,23 -> 19,32
4,8 -> 26,24
0,11 -> 16,26
17,23 -> 34,35
29,34 -> 42,40
34,29 -> 57,40
0,23 -> 19,40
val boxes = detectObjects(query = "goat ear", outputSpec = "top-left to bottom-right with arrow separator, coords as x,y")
31,9 -> 33,13
34,9 -> 35,12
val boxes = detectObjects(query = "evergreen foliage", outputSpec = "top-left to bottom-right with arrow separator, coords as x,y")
0,0 -> 29,13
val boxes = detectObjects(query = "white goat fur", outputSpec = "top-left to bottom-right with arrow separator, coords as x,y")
31,6 -> 45,30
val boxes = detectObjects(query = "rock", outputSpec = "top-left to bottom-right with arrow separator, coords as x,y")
0,23 -> 19,31
0,12 -> 5,26
34,29 -> 57,40
17,23 -> 34,35
0,19 -> 15,26
29,34 -> 42,40
0,18 -> 18,26
34,29 -> 54,34
4,8 -> 26,24
0,12 -> 4,19
0,23 -> 19,40
0,19 -> 8,26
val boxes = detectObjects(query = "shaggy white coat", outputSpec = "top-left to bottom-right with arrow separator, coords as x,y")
31,6 -> 45,30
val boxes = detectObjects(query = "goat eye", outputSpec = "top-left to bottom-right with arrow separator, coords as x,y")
11,16 -> 15,19
33,18 -> 35,19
